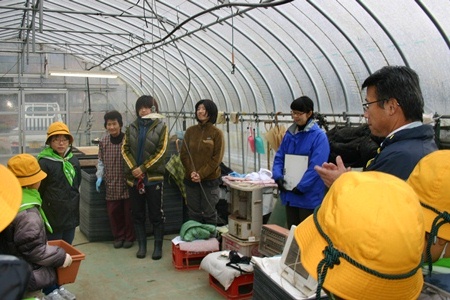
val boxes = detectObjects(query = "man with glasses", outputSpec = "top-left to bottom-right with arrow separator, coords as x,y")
315,65 -> 437,187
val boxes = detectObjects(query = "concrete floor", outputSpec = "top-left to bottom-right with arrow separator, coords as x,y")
65,228 -> 225,300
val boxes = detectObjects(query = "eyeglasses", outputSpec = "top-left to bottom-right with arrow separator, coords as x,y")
51,138 -> 69,144
291,110 -> 306,117
362,99 -> 386,111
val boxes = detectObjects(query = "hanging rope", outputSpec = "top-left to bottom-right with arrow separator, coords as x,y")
421,202 -> 450,274
230,6 -> 236,74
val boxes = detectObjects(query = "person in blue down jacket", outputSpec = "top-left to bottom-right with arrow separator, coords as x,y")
272,96 -> 330,229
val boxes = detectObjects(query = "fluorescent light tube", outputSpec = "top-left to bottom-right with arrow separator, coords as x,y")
49,70 -> 118,78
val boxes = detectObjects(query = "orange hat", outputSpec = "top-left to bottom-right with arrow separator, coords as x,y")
46,121 -> 74,144
407,150 -> 450,241
295,171 -> 424,300
0,165 -> 22,232
7,154 -> 47,187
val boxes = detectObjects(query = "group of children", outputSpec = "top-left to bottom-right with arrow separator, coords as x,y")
1,122 -> 79,300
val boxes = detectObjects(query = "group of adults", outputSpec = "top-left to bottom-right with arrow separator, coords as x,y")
95,96 -> 226,262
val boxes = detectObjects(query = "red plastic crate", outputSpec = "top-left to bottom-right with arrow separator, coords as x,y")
172,243 -> 213,270
209,273 -> 254,300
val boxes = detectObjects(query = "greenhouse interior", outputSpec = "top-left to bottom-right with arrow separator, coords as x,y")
1,1 -> 450,299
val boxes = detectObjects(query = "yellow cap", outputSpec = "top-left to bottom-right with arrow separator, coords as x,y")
295,171 -> 424,300
0,165 -> 22,232
46,121 -> 74,144
407,150 -> 450,241
7,154 -> 47,187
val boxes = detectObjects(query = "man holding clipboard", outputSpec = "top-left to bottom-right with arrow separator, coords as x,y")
272,96 -> 330,229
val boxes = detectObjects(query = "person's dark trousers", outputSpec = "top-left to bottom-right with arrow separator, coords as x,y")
106,198 -> 135,244
130,187 -> 147,258
185,183 -> 219,225
130,183 -> 165,259
146,183 -> 164,260
285,205 -> 314,229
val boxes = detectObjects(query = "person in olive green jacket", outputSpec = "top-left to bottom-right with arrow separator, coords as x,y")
122,95 -> 168,260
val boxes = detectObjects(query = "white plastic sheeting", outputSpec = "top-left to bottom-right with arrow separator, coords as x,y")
0,0 -> 449,115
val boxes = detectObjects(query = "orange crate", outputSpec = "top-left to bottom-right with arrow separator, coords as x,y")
209,273 -> 254,300
172,243 -> 213,270
48,240 -> 85,285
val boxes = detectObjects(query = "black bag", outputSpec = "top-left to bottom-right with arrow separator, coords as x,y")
226,250 -> 252,275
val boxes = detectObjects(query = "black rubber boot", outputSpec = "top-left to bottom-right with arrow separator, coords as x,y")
135,224 -> 147,259
136,240 -> 147,259
151,224 -> 164,260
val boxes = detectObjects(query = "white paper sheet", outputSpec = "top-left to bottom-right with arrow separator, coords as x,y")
284,154 -> 308,190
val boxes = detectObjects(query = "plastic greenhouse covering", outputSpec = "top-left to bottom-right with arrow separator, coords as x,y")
0,0 -> 449,171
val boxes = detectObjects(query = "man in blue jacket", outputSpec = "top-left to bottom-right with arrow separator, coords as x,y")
315,65 -> 437,186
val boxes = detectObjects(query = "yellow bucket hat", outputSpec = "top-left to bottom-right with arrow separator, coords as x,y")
0,164 -> 22,232
295,171 -> 424,300
7,154 -> 47,187
407,150 -> 450,241
46,121 -> 74,145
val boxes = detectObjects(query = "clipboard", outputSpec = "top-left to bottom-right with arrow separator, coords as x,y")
284,154 -> 308,190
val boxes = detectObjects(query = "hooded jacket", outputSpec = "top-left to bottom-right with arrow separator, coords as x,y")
272,120 -> 330,209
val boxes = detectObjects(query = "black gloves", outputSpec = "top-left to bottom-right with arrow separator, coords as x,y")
291,187 -> 304,195
276,178 -> 303,195
276,179 -> 287,192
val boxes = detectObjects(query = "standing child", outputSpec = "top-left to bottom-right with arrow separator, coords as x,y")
37,121 -> 81,244
3,154 -> 75,300
96,110 -> 135,249
122,96 -> 168,260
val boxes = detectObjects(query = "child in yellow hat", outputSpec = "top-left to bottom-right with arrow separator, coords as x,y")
0,164 -> 29,299
3,154 -> 75,299
408,150 -> 450,275
295,171 -> 424,300
37,121 -> 81,246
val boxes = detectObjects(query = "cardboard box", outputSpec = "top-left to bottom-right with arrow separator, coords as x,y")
48,240 -> 85,285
